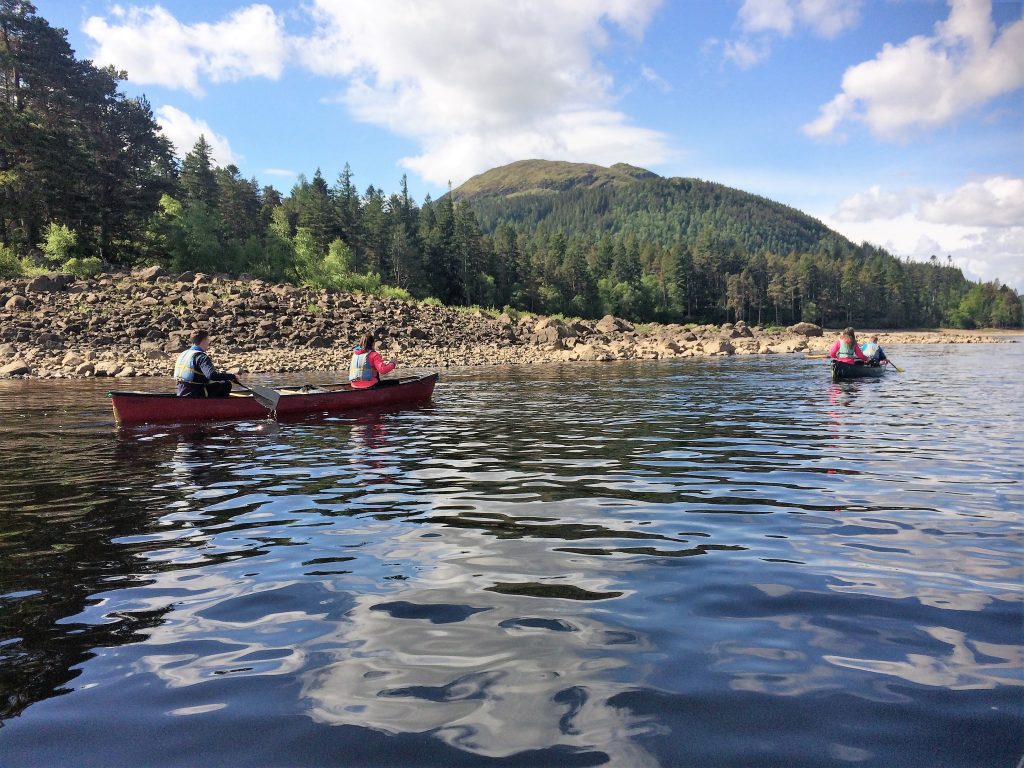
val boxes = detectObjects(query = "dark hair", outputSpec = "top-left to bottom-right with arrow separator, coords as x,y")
191,329 -> 210,345
359,333 -> 375,351
842,327 -> 857,344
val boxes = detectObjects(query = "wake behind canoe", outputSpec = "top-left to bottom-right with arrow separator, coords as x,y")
110,373 -> 438,425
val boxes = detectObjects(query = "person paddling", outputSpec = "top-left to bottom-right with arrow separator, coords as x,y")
349,333 -> 397,389
174,329 -> 239,397
828,327 -> 870,365
860,334 -> 888,366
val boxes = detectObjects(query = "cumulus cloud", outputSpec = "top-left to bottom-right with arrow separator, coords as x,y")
803,0 -> 1024,139
834,185 -> 921,222
83,4 -> 287,96
84,1 -> 675,185
920,176 -> 1024,227
715,0 -> 861,69
295,0 -> 675,185
826,176 -> 1024,290
156,106 -> 237,165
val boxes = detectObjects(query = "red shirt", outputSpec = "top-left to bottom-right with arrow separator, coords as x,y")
828,338 -> 869,363
351,349 -> 396,389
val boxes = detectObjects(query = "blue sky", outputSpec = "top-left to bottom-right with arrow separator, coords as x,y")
38,0 -> 1024,290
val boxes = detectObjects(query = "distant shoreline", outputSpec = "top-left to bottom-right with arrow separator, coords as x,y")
0,270 -> 1015,380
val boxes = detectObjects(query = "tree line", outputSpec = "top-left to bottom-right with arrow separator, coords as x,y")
1,1 -> 1020,330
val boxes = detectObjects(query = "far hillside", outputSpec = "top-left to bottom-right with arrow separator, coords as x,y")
449,160 -> 1020,328
453,159 -> 844,258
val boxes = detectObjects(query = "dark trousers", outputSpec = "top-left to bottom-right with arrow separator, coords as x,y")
178,380 -> 233,398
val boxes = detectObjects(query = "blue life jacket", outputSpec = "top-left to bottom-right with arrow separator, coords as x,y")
349,348 -> 376,382
861,341 -> 879,357
174,346 -> 206,383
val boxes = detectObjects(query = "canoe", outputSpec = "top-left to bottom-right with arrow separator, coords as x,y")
110,373 -> 438,425
831,359 -> 885,381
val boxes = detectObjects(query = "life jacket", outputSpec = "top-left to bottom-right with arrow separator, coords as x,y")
861,341 -> 879,357
349,348 -> 376,383
837,340 -> 858,359
174,346 -> 207,383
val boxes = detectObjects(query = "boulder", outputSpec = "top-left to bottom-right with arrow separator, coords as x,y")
75,362 -> 95,376
0,342 -> 17,357
5,295 -> 30,311
705,340 -> 735,355
1,359 -> 30,376
26,274 -> 55,293
306,336 -> 332,349
787,322 -> 823,337
93,360 -> 123,377
136,265 -> 163,281
595,314 -> 634,334
61,351 -> 84,367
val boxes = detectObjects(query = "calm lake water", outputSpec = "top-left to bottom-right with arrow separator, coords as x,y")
1,343 -> 1021,767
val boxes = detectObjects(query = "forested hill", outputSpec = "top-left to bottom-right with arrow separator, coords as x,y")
453,160 -> 847,258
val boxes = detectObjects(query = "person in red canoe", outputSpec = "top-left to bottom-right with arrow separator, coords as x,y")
174,329 -> 239,397
349,333 -> 398,389
828,327 -> 870,365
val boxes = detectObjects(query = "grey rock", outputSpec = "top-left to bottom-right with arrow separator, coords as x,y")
1,359 -> 30,376
787,322 -> 823,337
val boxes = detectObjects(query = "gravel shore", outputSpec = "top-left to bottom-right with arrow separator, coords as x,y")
0,269 -> 1013,380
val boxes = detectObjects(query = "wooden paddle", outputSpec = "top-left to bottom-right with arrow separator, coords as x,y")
237,381 -> 281,410
805,353 -> 831,359
884,359 -> 903,373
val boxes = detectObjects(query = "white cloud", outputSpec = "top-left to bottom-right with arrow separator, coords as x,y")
920,176 -> 1024,227
262,168 -> 299,178
81,1 -> 675,186
640,65 -> 673,92
716,0 -> 861,68
834,185 -> 921,221
156,106 -> 237,165
738,0 -> 796,36
825,176 -> 1024,290
83,4 -> 287,96
722,39 -> 770,70
803,0 -> 1024,139
296,0 -> 675,185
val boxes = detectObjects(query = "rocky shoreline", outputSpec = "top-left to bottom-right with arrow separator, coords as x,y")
0,269 -> 1014,380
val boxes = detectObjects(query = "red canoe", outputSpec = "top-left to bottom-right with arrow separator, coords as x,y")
109,373 -> 438,425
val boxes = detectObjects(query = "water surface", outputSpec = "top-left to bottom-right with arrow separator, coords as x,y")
1,344 -> 1022,767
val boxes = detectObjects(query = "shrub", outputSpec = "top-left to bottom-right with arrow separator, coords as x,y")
0,244 -> 23,279
63,256 -> 102,278
39,223 -> 78,264
379,285 -> 414,302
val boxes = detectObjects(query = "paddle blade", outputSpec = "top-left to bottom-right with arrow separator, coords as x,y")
241,382 -> 280,410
